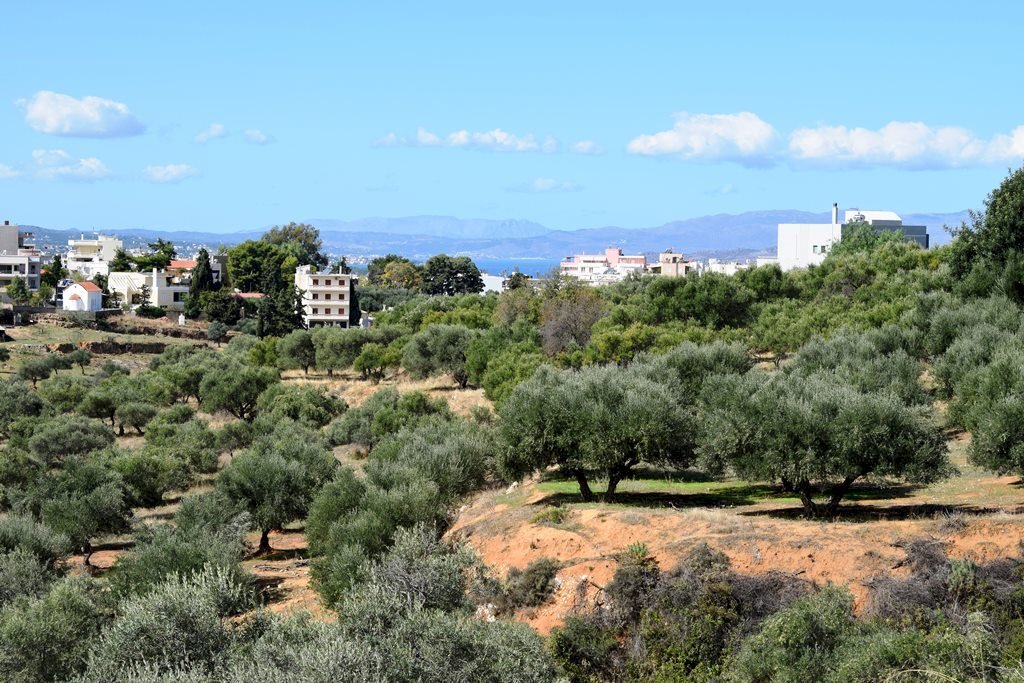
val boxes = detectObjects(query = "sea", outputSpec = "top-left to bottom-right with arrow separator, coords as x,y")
472,258 -> 561,278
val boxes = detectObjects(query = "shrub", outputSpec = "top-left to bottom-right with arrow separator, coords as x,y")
256,383 -> 345,428
325,387 -> 451,449
0,549 -> 55,607
108,522 -> 250,599
549,616 -> 621,683
104,448 -> 193,508
26,415 -> 115,466
726,587 -> 858,683
85,568 -> 252,678
0,577 -> 108,682
135,305 -> 167,319
501,558 -> 559,613
0,515 -> 71,568
0,381 -> 46,437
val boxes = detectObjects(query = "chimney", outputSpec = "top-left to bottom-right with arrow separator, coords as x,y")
3,220 -> 9,226
832,203 -> 839,225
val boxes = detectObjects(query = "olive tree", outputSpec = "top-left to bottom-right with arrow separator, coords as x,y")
0,381 -> 46,437
700,372 -> 951,517
199,362 -> 278,421
402,324 -> 476,389
499,364 -> 695,501
277,328 -> 316,374
217,452 -> 313,554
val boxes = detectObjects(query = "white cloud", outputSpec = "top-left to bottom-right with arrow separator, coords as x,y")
788,121 -> 1024,169
17,90 -> 145,138
507,177 -> 582,193
32,149 -> 111,181
416,128 -> 443,146
244,128 -> 273,145
383,127 -> 559,153
627,112 -> 778,165
0,164 -> 20,179
627,112 -> 1024,170
194,123 -> 227,144
571,140 -> 604,155
143,164 -> 199,183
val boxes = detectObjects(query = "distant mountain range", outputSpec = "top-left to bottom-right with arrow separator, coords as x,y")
24,210 -> 970,262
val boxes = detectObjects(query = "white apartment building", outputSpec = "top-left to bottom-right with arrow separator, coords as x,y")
777,204 -> 929,272
107,258 -> 226,312
777,204 -> 844,272
295,265 -> 356,328
0,220 -> 42,291
65,234 -> 123,277
707,259 -> 752,276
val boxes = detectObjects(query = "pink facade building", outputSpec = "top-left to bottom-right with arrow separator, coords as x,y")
559,247 -> 647,284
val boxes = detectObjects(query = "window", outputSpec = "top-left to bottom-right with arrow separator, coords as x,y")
325,293 -> 331,300
812,245 -> 819,254
312,293 -> 319,300
312,279 -> 319,286
312,307 -> 319,314
324,308 -> 331,315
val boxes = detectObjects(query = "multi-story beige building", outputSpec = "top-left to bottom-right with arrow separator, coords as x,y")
294,265 -> 356,328
65,234 -> 123,277
650,249 -> 699,278
0,220 -> 42,291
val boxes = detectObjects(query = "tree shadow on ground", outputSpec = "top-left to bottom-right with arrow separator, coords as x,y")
535,484 -> 789,509
534,478 -> 928,515
740,501 -> 1008,522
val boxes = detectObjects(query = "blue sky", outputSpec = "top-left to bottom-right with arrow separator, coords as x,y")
1,1 -> 1021,233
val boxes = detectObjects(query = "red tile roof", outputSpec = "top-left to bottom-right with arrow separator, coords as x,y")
234,292 -> 263,299
76,281 -> 102,292
168,259 -> 197,269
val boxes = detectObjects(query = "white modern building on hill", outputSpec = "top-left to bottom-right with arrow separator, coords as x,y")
777,204 -> 929,271
65,234 -> 123,277
295,265 -> 356,328
108,259 -> 227,312
0,220 -> 42,291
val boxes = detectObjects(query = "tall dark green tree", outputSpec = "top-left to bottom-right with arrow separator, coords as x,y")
41,255 -> 68,288
185,248 -> 216,318
134,239 -> 177,271
108,248 -> 134,272
262,222 -> 328,270
227,240 -> 290,293
948,165 -> 1024,281
421,254 -> 484,295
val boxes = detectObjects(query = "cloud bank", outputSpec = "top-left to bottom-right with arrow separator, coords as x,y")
627,112 -> 778,166
383,127 -> 559,153
18,91 -> 145,138
628,113 -> 1024,170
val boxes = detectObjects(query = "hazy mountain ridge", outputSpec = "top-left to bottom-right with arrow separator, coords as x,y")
22,209 -> 969,261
